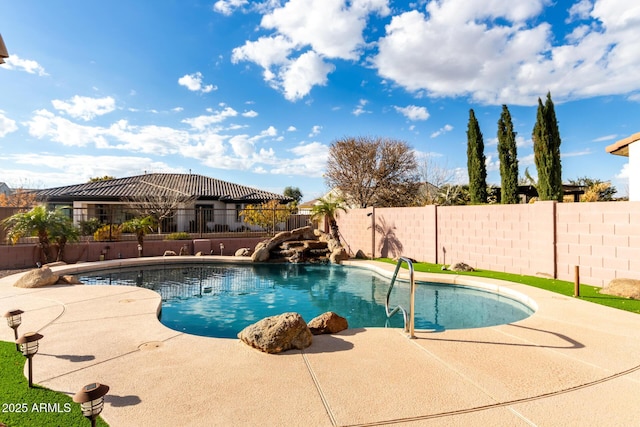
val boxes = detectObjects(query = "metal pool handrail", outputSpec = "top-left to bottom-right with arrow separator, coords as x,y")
385,257 -> 416,339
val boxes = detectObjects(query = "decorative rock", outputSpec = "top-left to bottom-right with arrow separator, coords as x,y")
308,312 -> 348,335
195,251 -> 203,256
600,278 -> 640,300
57,275 -> 83,285
237,312 -> 312,354
251,242 -> 270,262
14,266 -> 60,288
449,262 -> 474,272
355,249 -> 368,259
329,247 -> 349,264
163,250 -> 177,256
235,247 -> 252,257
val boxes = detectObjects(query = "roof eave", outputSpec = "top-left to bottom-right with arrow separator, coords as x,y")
606,132 -> 640,157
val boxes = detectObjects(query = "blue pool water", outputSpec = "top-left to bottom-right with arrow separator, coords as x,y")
79,263 -> 533,338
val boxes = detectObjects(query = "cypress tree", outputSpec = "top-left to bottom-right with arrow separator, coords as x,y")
466,109 -> 487,204
532,92 -> 563,201
497,105 -> 519,204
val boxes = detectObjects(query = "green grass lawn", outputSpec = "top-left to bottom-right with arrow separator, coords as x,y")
0,341 -> 108,427
379,258 -> 640,314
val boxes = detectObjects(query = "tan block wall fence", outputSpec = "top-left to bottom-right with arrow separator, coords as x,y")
337,201 -> 640,287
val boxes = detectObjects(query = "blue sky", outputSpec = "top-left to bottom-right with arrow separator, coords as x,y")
1,0 -> 637,201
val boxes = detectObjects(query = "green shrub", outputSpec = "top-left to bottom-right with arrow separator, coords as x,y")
166,232 -> 191,240
93,224 -> 121,241
79,218 -> 102,236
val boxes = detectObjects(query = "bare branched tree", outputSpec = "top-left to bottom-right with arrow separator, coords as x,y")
417,156 -> 459,205
122,185 -> 196,233
325,136 -> 421,208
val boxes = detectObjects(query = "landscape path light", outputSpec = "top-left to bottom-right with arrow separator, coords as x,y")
16,331 -> 43,387
220,242 -> 225,255
4,309 -> 24,351
74,382 -> 110,427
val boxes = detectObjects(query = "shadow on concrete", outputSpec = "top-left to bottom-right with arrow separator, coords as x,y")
39,353 -> 96,362
418,323 -> 585,349
105,394 -> 142,407
303,335 -> 355,354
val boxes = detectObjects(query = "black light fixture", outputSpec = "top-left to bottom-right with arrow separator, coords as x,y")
4,309 -> 24,351
16,332 -> 43,387
73,382 -> 110,427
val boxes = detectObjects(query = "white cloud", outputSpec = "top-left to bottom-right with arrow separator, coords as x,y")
3,54 -> 48,76
516,135 -> 531,148
352,99 -> 371,116
616,162 -> 629,179
242,110 -> 258,118
2,154 -> 180,186
261,0 -> 389,60
231,0 -> 389,100
213,0 -> 248,15
430,124 -> 453,138
592,134 -> 618,142
394,105 -> 429,121
178,72 -> 216,93
51,95 -> 116,121
18,107 -> 329,180
374,0 -> 640,105
270,141 -> 329,176
280,51 -> 335,101
0,111 -> 18,137
181,107 -> 238,130
287,126 -> 297,132
260,126 -> 278,137
567,0 -> 593,23
232,35 -> 295,72
308,125 -> 322,137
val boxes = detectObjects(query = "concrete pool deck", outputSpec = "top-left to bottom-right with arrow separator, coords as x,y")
1,257 -> 640,426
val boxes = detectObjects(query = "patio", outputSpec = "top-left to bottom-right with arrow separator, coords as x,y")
1,258 -> 640,426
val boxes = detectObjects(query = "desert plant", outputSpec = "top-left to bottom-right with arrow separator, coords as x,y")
1,205 -> 77,263
79,217 -> 102,236
310,195 -> 347,241
93,224 -> 122,241
166,232 -> 192,240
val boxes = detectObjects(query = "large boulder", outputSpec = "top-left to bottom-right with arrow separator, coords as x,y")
308,312 -> 348,335
600,278 -> 640,300
235,247 -> 252,257
14,266 -> 60,288
237,312 -> 312,354
329,247 -> 349,264
251,242 -> 270,262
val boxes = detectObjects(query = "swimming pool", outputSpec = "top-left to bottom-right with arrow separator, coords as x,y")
79,263 -> 534,338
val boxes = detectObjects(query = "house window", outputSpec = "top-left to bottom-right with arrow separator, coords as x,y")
235,204 -> 242,222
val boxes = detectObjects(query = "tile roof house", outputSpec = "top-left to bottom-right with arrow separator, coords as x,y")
606,132 -> 639,201
0,182 -> 11,197
34,173 -> 292,233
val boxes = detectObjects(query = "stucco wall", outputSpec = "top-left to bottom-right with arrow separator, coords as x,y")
336,201 -> 640,287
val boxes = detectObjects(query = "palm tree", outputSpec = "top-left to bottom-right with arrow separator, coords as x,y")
48,209 -> 79,262
310,196 -> 347,242
122,216 -> 156,255
1,205 -> 77,264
